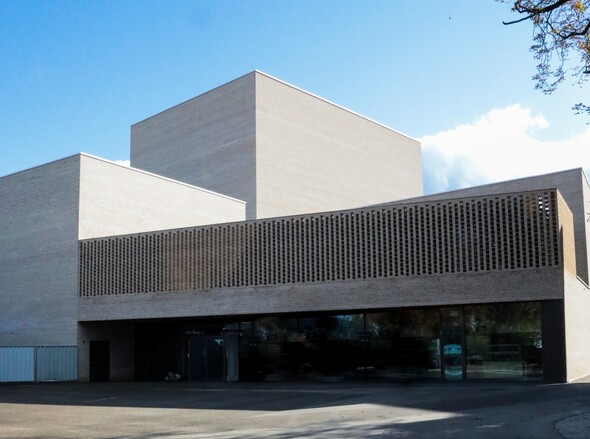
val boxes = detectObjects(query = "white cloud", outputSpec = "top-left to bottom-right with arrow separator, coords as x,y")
420,104 -> 590,194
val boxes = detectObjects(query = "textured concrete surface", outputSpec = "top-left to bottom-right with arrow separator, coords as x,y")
0,154 -> 245,347
79,154 -> 246,240
564,273 -> 590,382
131,72 -> 258,219
0,156 -> 81,346
78,268 -> 563,322
255,71 -> 422,219
2,379 -> 590,438
131,71 -> 422,220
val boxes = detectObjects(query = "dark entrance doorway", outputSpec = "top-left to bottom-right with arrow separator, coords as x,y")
89,340 -> 110,382
187,335 -> 224,380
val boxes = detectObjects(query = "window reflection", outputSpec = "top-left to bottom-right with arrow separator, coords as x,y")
253,317 -> 299,381
234,302 -> 543,382
465,302 -> 542,380
299,315 -> 365,380
366,309 -> 440,380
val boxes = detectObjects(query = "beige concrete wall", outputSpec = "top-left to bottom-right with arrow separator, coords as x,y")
0,152 -> 245,379
563,273 -> 590,382
130,73 -> 257,219
79,267 -> 563,322
411,168 -> 590,284
130,71 -> 422,220
560,191 -> 590,382
78,154 -> 246,239
255,72 -> 422,218
0,156 -> 80,346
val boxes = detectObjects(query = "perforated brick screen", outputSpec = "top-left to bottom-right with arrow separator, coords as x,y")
79,190 -> 561,297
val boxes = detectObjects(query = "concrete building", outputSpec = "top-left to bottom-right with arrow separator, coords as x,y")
0,154 -> 245,381
1,72 -> 589,384
131,71 -> 422,220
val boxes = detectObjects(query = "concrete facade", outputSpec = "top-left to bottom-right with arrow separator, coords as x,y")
2,72 -> 589,385
0,156 -> 80,346
0,154 -> 245,350
76,180 -> 587,383
131,71 -> 422,220
78,154 -> 246,239
78,268 -> 565,323
254,72 -> 422,218
131,73 -> 258,219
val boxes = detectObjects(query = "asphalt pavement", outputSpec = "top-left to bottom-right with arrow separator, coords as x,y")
1,377 -> 590,438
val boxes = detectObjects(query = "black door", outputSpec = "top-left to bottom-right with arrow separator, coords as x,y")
188,336 -> 223,380
89,340 -> 110,382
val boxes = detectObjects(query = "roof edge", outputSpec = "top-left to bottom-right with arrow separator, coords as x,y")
0,153 -> 83,181
79,153 -> 247,205
131,71 -> 257,127
131,70 -> 420,143
253,70 -> 419,143
411,167 -> 586,202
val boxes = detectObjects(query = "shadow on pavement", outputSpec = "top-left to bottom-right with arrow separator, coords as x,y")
1,380 -> 589,413
2,381 -> 590,438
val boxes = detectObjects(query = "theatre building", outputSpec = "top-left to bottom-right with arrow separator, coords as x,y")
1,71 -> 589,384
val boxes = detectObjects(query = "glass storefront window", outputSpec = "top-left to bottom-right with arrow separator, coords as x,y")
298,314 -> 365,380
241,314 -> 366,382
234,301 -> 543,383
251,317 -> 300,381
366,309 -> 440,380
441,307 -> 464,327
465,302 -> 542,381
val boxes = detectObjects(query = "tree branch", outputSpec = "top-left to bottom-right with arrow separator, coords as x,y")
503,14 -> 537,24
555,19 -> 590,39
503,0 -> 573,25
499,0 -> 590,112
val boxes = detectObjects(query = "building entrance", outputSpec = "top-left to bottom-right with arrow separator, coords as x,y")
89,340 -> 110,382
187,335 -> 224,381
133,302 -> 543,383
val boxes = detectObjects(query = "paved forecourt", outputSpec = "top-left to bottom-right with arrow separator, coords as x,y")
2,379 -> 590,438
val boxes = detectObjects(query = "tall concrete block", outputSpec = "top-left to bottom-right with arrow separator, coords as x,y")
130,71 -> 422,220
255,72 -> 422,218
0,156 -> 81,346
131,73 -> 257,219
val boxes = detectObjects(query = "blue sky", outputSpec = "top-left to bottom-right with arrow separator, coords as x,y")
1,1 -> 588,193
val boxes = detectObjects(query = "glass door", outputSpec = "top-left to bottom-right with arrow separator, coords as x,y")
441,326 -> 465,381
187,335 -> 224,381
